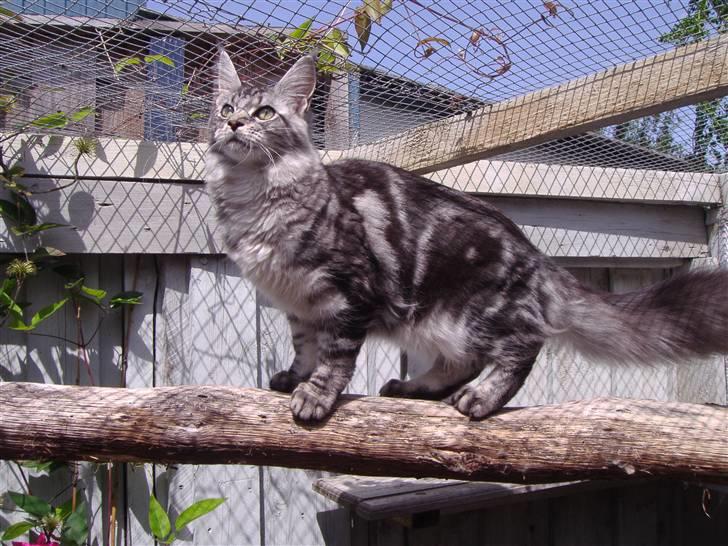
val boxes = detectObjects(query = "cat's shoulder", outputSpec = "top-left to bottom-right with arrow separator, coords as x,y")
324,158 -> 440,191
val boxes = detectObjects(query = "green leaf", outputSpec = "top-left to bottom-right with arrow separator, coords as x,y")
31,246 -> 66,262
31,111 -> 69,129
175,498 -> 226,532
54,499 -> 74,521
11,222 -> 68,236
8,492 -> 52,517
148,494 -> 172,542
69,106 -> 94,123
364,0 -> 385,23
81,285 -> 107,301
53,263 -> 82,280
144,54 -> 175,67
354,8 -> 372,52
181,82 -> 190,96
0,194 -> 36,226
0,198 -> 21,224
114,56 -> 142,74
1,520 -> 36,540
61,502 -> 88,546
20,460 -> 66,474
10,297 -> 68,331
289,18 -> 313,40
0,94 -> 16,112
188,112 -> 206,120
109,290 -> 143,308
323,28 -> 350,59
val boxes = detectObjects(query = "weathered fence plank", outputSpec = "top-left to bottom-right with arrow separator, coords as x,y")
158,256 -> 263,546
338,33 -> 728,173
7,134 -> 721,204
0,178 -> 710,259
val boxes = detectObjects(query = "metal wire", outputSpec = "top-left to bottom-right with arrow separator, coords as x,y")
0,0 -> 724,172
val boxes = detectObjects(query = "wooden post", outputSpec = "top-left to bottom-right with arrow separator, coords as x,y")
1,382 -> 728,484
339,33 -> 728,173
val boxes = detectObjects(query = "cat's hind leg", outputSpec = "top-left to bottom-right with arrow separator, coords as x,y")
270,316 -> 317,393
446,346 -> 541,420
380,356 -> 484,401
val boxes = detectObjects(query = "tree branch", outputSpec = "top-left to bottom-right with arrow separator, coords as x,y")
1,382 -> 726,484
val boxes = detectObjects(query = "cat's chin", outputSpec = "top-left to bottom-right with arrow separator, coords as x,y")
211,137 -> 254,162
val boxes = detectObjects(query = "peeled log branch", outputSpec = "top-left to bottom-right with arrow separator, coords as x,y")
1,382 -> 727,484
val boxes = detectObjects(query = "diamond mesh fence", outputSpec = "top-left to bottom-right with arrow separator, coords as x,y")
0,1 -> 727,544
0,0 -> 724,172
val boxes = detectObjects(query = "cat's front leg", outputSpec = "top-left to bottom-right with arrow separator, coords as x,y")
290,326 -> 365,421
270,315 -> 317,393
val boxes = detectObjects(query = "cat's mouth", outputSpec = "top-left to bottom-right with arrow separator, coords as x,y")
211,132 -> 251,155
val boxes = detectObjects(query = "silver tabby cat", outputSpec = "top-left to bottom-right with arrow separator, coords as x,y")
206,50 -> 728,421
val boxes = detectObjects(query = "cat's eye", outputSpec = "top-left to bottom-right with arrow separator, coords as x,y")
220,104 -> 234,118
253,106 -> 276,121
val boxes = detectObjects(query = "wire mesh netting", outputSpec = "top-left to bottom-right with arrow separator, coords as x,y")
0,0 -> 725,173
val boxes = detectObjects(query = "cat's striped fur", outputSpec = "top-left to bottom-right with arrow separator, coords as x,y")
206,51 -> 728,421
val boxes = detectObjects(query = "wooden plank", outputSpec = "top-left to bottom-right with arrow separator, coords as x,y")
157,256 -> 263,546
6,134 -> 721,205
258,300 -> 338,546
427,160 -> 721,205
0,179 -> 710,259
313,476 -> 627,521
338,33 -> 728,173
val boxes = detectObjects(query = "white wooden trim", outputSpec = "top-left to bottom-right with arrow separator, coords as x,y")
0,178 -> 708,258
6,134 -> 721,205
338,33 -> 728,173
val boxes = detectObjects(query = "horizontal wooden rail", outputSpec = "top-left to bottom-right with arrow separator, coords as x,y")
1,382 -> 727,484
0,179 -> 709,257
339,33 -> 728,173
6,134 -> 721,204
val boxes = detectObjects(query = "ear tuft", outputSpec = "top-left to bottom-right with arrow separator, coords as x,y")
217,48 -> 241,93
274,55 -> 317,114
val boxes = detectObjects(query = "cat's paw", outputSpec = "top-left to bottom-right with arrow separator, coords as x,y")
379,379 -> 407,398
445,385 -> 496,420
290,383 -> 336,421
270,370 -> 303,393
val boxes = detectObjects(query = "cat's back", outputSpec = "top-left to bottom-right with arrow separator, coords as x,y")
324,158 -> 528,243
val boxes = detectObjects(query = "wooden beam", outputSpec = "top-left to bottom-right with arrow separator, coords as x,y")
1,382 -> 728,484
0,179 -> 709,258
6,134 -> 721,204
339,33 -> 728,173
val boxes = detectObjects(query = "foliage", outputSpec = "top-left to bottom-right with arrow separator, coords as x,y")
655,0 -> 726,168
148,494 -> 226,544
114,54 -> 175,74
1,492 -> 88,546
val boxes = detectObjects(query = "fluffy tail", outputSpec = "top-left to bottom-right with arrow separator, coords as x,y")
554,268 -> 728,364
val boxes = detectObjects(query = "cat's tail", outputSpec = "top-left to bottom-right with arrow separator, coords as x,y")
551,267 -> 728,364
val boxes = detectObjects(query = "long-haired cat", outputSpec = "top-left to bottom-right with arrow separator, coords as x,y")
205,50 -> 728,421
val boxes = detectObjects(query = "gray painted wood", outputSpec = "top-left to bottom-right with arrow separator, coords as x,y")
0,178 -> 710,258
8,134 -> 720,205
158,256 -> 263,546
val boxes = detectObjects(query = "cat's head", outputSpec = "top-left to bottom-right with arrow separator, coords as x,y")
209,49 -> 317,165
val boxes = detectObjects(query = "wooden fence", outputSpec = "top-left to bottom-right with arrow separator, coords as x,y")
0,30 -> 726,545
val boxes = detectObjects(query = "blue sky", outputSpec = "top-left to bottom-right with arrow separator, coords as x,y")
143,0 -> 695,103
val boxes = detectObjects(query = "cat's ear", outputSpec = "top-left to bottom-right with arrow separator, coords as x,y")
274,55 -> 316,114
216,48 -> 241,93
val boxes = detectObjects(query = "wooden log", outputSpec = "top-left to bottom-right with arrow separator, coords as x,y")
339,33 -> 728,173
1,382 -> 727,484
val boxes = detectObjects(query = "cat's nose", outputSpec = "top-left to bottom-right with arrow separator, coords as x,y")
227,119 -> 244,130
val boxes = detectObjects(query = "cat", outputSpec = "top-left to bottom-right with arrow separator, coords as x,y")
205,49 -> 728,421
